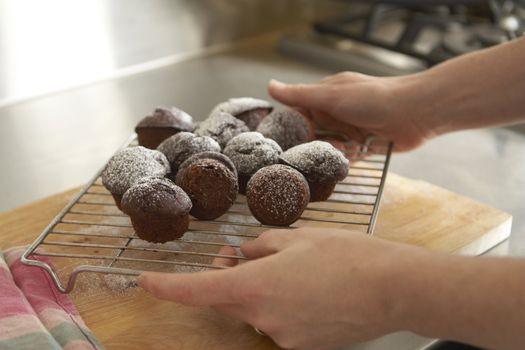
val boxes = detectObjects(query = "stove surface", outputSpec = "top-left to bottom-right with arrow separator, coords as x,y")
280,1 -> 524,75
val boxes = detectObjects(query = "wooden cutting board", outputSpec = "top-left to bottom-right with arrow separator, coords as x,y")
0,173 -> 512,350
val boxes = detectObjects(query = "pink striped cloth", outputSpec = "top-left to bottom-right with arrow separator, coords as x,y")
0,247 -> 103,350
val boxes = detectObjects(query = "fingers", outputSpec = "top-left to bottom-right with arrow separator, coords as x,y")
241,229 -> 296,259
309,110 -> 367,144
268,80 -> 333,111
138,269 -> 238,306
212,245 -> 240,268
320,71 -> 365,85
320,72 -> 351,85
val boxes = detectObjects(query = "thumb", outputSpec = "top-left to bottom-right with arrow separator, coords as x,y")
268,79 -> 333,111
138,269 -> 238,306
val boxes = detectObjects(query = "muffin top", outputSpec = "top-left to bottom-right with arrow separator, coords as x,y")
210,97 -> 273,117
157,132 -> 221,173
223,132 -> 282,176
175,155 -> 238,220
280,141 -> 349,182
256,109 -> 313,151
101,146 -> 170,195
135,106 -> 194,131
121,177 -> 192,218
176,151 -> 237,182
194,112 -> 249,148
246,164 -> 310,226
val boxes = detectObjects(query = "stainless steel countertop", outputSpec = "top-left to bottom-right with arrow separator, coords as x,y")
1,32 -> 524,350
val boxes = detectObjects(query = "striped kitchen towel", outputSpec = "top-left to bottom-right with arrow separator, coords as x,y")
0,247 -> 104,350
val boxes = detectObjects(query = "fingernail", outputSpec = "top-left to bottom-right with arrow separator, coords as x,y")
137,274 -> 149,291
269,79 -> 286,88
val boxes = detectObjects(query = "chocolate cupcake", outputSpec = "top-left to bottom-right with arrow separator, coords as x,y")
256,109 -> 314,151
101,146 -> 170,209
194,112 -> 249,148
176,152 -> 238,220
121,177 -> 192,243
209,97 -> 273,130
157,132 -> 221,175
280,141 -> 349,202
135,107 -> 194,149
246,164 -> 310,226
222,132 -> 282,194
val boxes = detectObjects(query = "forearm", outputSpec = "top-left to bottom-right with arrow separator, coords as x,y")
399,37 -> 525,137
397,253 -> 525,349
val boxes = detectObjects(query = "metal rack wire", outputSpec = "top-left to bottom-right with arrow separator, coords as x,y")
21,135 -> 393,293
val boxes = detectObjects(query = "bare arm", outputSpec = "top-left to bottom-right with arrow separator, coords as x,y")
400,249 -> 525,350
268,37 -> 525,151
402,36 -> 525,137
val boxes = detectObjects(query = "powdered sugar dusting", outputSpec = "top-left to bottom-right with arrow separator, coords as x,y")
195,112 -> 249,148
101,146 -> 170,195
136,106 -> 194,130
280,140 -> 349,182
209,97 -> 273,117
177,151 -> 237,178
247,164 -> 309,226
121,176 -> 192,217
256,109 -> 312,150
103,274 -> 137,293
157,132 -> 221,172
223,132 -> 282,176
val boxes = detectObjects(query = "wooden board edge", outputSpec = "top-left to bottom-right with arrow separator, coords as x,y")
453,216 -> 513,256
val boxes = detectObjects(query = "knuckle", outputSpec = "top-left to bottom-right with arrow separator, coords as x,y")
250,314 -> 280,336
338,71 -> 354,78
272,334 -> 297,350
257,229 -> 278,242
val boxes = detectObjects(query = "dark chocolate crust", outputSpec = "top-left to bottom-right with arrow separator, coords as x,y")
130,215 -> 190,243
209,97 -> 273,131
177,151 -> 237,179
111,193 -> 124,210
136,128 -> 180,150
136,107 -> 194,129
246,164 -> 310,226
306,179 -> 337,202
176,157 -> 238,220
222,132 -> 282,194
237,174 -> 251,195
235,108 -> 272,131
121,177 -> 192,243
157,132 -> 221,174
194,112 -> 249,148
135,107 -> 195,149
256,109 -> 314,151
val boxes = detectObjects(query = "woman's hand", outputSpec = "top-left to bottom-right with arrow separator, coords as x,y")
138,228 -> 426,349
269,37 -> 525,152
268,73 -> 430,151
138,227 -> 525,350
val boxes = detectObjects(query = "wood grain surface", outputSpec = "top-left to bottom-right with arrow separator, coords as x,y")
0,173 -> 512,350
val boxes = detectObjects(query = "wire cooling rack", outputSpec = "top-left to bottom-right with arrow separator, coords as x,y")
22,134 -> 393,293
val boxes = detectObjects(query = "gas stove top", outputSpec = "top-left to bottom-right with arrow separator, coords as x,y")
279,1 -> 524,75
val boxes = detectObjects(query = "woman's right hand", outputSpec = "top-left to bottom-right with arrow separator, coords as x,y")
268,72 -> 432,152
